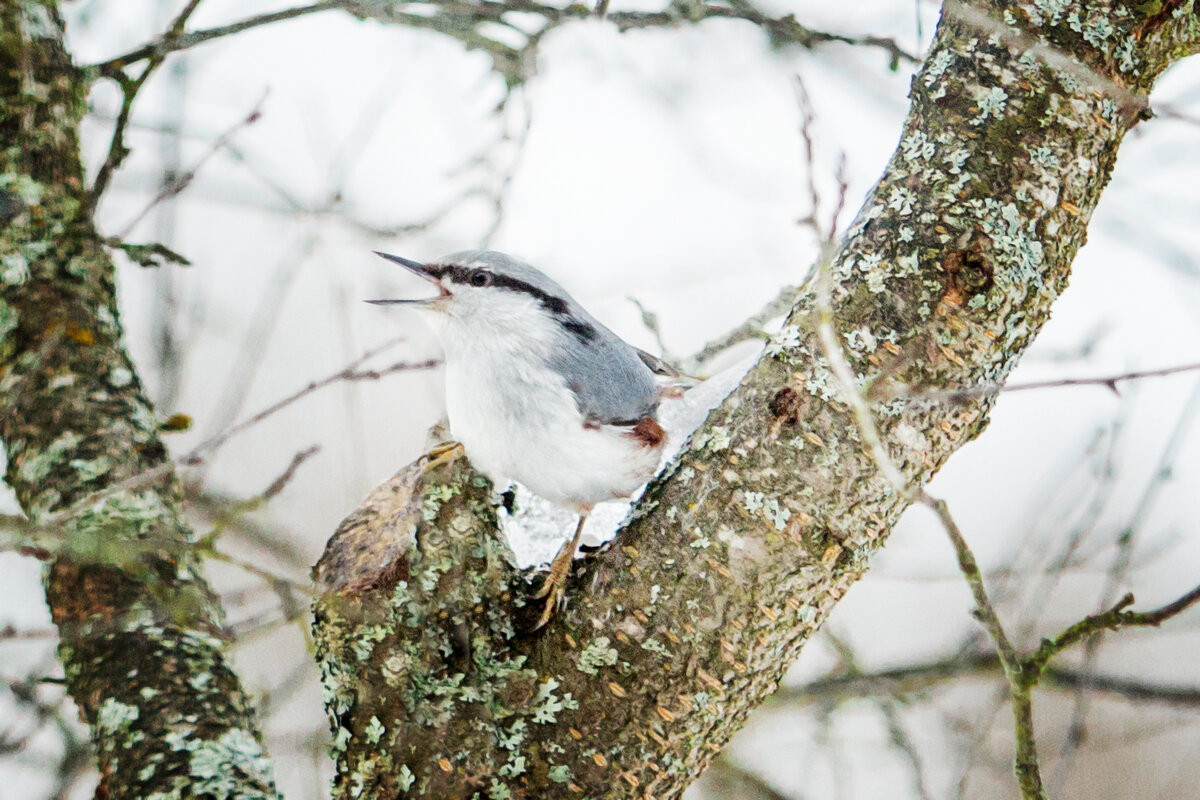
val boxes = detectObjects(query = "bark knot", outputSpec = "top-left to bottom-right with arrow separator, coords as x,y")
940,245 -> 993,307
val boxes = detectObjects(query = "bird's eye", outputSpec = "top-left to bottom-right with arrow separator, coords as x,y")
469,270 -> 491,287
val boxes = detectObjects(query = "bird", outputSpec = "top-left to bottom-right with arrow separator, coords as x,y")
367,249 -> 674,627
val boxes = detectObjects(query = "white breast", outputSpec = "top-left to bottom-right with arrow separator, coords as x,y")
439,315 -> 663,510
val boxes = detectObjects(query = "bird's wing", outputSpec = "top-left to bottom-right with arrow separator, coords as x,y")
549,319 -> 661,427
634,347 -> 700,387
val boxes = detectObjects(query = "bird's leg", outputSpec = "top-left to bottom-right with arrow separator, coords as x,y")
421,440 -> 464,472
533,510 -> 588,629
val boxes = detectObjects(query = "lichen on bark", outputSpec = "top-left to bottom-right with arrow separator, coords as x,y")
1,2 -> 279,797
313,3 -> 1200,798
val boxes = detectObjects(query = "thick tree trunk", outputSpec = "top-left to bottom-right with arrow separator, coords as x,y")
0,3 -> 279,798
313,2 -> 1200,798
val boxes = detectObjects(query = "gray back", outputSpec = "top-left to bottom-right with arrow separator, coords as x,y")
445,250 -> 659,425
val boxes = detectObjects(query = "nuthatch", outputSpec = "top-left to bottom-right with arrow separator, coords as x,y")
368,250 -> 675,627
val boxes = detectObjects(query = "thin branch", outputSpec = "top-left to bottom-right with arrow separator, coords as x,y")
85,0 -> 205,215
114,91 -> 267,239
920,493 -> 1200,800
189,348 -> 437,461
42,340 -> 437,530
89,2 -> 351,73
879,700 -> 935,800
628,297 -> 674,364
816,260 -> 911,496
921,496 -> 1023,679
682,283 -> 798,372
801,82 -> 910,496
770,651 -> 1200,710
1023,585 -> 1200,688
1057,377 -> 1200,777
794,74 -> 823,240
200,445 -> 321,544
888,359 -> 1200,402
1005,362 -> 1200,395
685,75 -> 846,375
89,1 -> 920,76
0,626 -> 58,642
1101,377 -> 1200,601
919,494 -> 1046,800
185,485 -> 312,568
479,85 -> 535,245
203,343 -> 428,458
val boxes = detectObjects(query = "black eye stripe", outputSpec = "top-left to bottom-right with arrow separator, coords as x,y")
436,263 -> 596,343
439,265 -> 569,314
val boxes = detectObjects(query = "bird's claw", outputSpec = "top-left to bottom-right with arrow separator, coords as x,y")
532,576 -> 566,630
532,544 -> 575,629
421,441 -> 464,472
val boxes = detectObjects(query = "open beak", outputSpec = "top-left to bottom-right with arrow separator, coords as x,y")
365,251 -> 452,307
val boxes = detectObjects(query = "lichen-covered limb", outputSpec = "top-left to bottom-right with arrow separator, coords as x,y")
0,3 -> 278,798
314,3 -> 1200,798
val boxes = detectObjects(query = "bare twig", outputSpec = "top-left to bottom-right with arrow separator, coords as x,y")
881,359 -> 1200,403
0,626 -> 58,642
816,259 -> 911,496
1005,362 -> 1200,395
89,1 -> 919,76
190,346 -> 437,464
1100,377 -> 1200,602
686,76 -> 847,374
880,701 -> 935,800
799,81 -> 911,498
921,492 -> 1200,800
628,297 -> 674,364
769,650 -> 1200,710
89,1 -> 352,73
185,486 -> 313,569
43,339 -> 437,529
85,0 -> 205,215
682,283 -> 798,372
480,86 -> 535,246
1057,377 -> 1200,779
920,493 -> 1045,800
115,92 -> 267,239
793,75 -> 849,247
794,75 -> 823,240
200,445 -> 321,544
1024,585 -> 1200,686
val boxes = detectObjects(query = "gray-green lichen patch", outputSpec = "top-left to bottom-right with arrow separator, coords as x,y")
576,637 -> 619,676
97,697 -> 140,733
187,729 -> 275,799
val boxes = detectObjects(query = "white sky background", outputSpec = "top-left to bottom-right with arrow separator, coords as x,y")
2,1 -> 1200,798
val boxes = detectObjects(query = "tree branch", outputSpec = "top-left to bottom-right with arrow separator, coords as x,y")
1022,585 -> 1200,688
0,3 -> 279,796
84,0 -> 204,216
921,494 -> 1046,800
311,4 -> 1200,798
768,651 -> 1200,711
88,0 -> 920,86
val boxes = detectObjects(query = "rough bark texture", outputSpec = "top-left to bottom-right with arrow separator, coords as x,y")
0,3 -> 279,798
313,2 -> 1200,799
